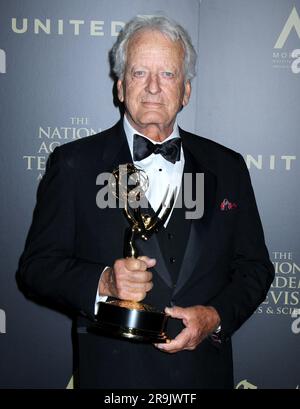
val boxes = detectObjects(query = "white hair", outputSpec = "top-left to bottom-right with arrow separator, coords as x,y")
110,15 -> 197,82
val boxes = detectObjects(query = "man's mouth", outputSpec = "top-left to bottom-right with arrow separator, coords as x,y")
141,101 -> 163,106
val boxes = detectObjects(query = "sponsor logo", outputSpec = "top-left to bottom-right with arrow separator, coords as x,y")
245,154 -> 297,171
0,49 -> 6,74
291,308 -> 300,334
236,379 -> 299,389
256,251 -> 300,334
291,48 -> 300,73
23,117 -> 101,181
66,376 -> 74,389
10,18 -> 125,37
273,6 -> 300,73
236,379 -> 258,389
0,309 -> 6,334
274,6 -> 300,49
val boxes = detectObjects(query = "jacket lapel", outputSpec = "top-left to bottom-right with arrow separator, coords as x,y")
101,120 -> 133,169
172,129 -> 217,297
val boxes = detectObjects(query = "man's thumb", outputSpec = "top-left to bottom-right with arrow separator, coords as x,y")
165,306 -> 185,319
138,256 -> 156,268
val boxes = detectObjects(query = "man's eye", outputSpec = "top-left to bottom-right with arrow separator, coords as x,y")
133,71 -> 146,77
161,71 -> 175,78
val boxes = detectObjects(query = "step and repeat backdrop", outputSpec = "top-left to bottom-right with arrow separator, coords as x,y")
0,0 -> 299,389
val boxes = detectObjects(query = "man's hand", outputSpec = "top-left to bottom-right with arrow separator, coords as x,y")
98,256 -> 156,302
154,305 -> 220,353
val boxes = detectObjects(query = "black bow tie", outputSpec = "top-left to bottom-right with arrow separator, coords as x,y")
133,134 -> 181,164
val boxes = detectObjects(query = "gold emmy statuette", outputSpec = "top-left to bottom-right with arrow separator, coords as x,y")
90,163 -> 176,343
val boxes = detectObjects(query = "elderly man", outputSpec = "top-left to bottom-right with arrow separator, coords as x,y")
17,16 -> 274,389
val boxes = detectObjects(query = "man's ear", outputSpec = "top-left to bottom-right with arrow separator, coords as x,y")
182,80 -> 191,107
117,79 -> 124,103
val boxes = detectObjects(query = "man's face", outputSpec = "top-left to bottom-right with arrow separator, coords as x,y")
117,30 -> 191,141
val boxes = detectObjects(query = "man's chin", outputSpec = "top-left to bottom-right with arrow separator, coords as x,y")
136,113 -> 169,127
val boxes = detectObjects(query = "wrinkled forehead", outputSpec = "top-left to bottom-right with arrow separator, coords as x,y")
126,28 -> 185,62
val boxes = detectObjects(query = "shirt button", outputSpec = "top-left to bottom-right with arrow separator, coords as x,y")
170,257 -> 176,264
168,233 -> 174,240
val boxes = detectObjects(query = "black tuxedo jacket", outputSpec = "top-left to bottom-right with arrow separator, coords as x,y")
17,120 -> 274,388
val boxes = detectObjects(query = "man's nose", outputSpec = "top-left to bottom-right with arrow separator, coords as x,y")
146,73 -> 161,94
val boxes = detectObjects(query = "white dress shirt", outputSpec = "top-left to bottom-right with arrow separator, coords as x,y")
123,115 -> 185,217
94,115 -> 185,313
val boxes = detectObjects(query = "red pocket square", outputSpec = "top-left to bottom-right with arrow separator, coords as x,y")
220,198 -> 238,211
